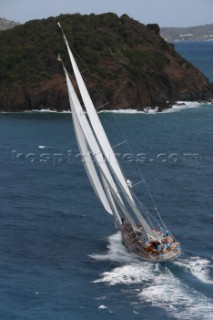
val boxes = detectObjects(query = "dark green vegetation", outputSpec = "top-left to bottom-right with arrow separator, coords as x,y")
0,13 -> 212,111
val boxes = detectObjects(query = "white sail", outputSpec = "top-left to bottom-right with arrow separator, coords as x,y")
58,23 -> 135,202
63,65 -> 112,214
73,108 -> 113,215
101,175 -> 122,226
62,62 -> 138,229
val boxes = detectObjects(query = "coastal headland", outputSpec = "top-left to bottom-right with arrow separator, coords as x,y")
0,13 -> 212,112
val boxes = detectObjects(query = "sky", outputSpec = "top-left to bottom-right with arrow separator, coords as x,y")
0,0 -> 212,28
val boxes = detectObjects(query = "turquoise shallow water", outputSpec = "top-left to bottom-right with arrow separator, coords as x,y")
0,42 -> 213,319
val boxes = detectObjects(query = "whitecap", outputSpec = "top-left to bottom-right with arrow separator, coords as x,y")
98,305 -> 108,309
95,296 -> 107,301
133,310 -> 139,314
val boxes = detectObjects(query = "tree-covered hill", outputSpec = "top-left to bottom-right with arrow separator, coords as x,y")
0,13 -> 212,112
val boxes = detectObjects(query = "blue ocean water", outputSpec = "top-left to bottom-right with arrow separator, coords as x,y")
175,40 -> 213,81
0,42 -> 213,320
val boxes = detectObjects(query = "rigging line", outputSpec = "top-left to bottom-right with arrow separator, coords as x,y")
81,68 -> 88,74
97,102 -> 109,111
98,111 -> 127,140
111,113 -> 166,228
67,41 -> 110,108
132,180 -> 144,188
129,185 -> 158,229
112,140 -> 128,149
134,193 -> 163,230
131,191 -> 150,217
66,42 -> 125,140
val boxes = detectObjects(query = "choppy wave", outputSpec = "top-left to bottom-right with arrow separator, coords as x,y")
91,232 -> 213,320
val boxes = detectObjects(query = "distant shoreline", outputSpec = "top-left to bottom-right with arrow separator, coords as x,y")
172,39 -> 213,43
161,23 -> 213,42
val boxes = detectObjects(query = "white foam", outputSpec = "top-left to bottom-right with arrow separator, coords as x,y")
38,145 -> 49,149
24,109 -> 70,113
98,305 -> 108,309
99,101 -> 207,114
95,296 -> 107,301
174,257 -> 213,285
133,310 -> 139,314
99,109 -> 144,114
91,233 -> 213,320
99,107 -> 159,114
138,267 -> 213,320
161,101 -> 201,113
0,109 -> 71,114
94,264 -> 151,285
89,232 -> 135,263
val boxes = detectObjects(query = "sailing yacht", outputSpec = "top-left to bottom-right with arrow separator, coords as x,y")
58,22 -> 181,261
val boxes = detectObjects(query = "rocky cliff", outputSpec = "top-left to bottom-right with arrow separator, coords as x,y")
0,13 -> 212,112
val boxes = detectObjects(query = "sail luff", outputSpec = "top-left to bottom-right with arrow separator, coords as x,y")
58,23 -> 135,203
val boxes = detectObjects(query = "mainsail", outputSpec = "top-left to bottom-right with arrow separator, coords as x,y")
59,23 -> 162,240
